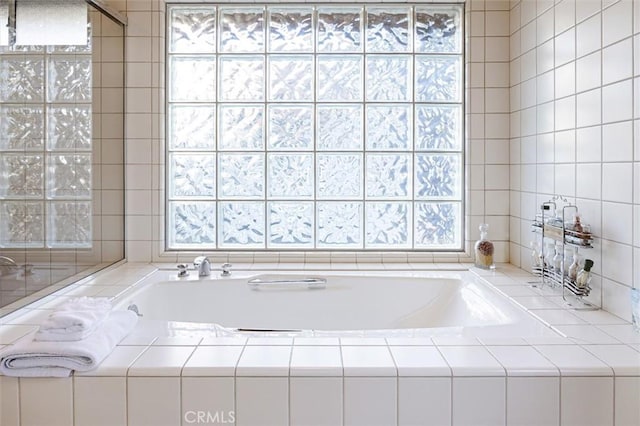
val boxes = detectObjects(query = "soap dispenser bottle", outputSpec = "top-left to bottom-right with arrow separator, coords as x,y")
576,259 -> 594,289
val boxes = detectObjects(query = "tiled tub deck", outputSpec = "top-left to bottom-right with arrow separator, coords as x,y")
0,263 -> 639,425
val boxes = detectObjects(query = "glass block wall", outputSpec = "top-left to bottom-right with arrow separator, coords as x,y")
0,6 -> 125,310
167,4 -> 464,250
0,35 -> 92,248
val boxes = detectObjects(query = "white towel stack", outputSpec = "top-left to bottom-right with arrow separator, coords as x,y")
0,297 -> 138,377
35,297 -> 113,341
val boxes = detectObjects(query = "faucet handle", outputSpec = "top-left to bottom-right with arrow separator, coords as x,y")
221,263 -> 232,277
177,263 -> 189,277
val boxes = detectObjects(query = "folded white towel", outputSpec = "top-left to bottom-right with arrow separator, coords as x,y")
0,310 -> 138,377
35,297 -> 112,341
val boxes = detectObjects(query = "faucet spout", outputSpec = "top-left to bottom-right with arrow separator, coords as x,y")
193,256 -> 211,277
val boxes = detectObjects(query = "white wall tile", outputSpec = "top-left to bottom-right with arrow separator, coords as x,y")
20,378 -> 73,426
602,162 -> 633,202
576,163 -> 602,199
602,0 -> 633,47
603,80 -> 633,123
74,377 -> 127,426
128,377 -> 181,426
576,14 -> 602,57
561,377 -> 614,426
398,377 -> 451,426
615,377 -> 640,426
452,377 -> 506,426
290,377 -> 343,426
0,376 -> 20,426
576,125 -> 602,163
344,377 -> 397,426
506,377 -> 560,426
181,378 -> 235,426
555,27 -> 576,65
236,377 -> 288,426
577,89 -> 602,128
603,121 -> 633,162
603,39 -> 633,84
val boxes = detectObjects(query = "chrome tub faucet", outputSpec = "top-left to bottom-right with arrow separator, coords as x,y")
193,256 -> 211,277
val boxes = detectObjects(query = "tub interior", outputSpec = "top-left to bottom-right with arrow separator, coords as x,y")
121,272 -> 533,332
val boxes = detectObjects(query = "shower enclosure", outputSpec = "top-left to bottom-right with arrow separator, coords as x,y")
0,0 -> 126,312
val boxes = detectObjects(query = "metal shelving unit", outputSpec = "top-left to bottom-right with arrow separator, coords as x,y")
530,196 -> 599,310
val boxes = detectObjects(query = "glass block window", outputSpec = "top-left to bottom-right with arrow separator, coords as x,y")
0,37 -> 92,249
167,4 -> 463,250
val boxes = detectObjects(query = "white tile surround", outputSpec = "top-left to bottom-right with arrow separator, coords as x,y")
1,262 -> 639,425
113,0 -> 639,327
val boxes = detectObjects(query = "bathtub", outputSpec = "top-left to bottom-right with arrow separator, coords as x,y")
117,269 -> 551,338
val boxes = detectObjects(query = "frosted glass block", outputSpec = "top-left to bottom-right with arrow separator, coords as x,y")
47,154 -> 92,199
268,105 -> 313,150
267,153 -> 313,198
269,8 -> 313,52
317,154 -> 362,199
318,8 -> 363,52
366,154 -> 411,199
365,202 -> 411,248
317,56 -> 362,102
218,154 -> 264,199
366,8 -> 410,52
47,105 -> 91,151
220,56 -> 264,101
220,8 -> 264,53
0,154 -> 43,198
219,202 -> 265,248
415,105 -> 462,151
415,154 -> 461,199
268,56 -> 313,101
317,202 -> 363,248
169,201 -> 216,248
170,153 -> 215,198
317,105 -> 363,151
47,201 -> 91,248
48,56 -> 92,102
366,105 -> 411,150
169,56 -> 215,102
0,56 -> 44,102
169,105 -> 215,150
0,5 -> 7,46
15,0 -> 87,46
416,56 -> 461,102
219,105 -> 263,151
268,202 -> 313,248
366,55 -> 411,101
415,202 -> 461,248
415,7 -> 461,53
0,201 -> 44,248
170,7 -> 216,53
0,106 -> 44,150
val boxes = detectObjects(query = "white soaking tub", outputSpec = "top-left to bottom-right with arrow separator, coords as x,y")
117,270 -> 549,336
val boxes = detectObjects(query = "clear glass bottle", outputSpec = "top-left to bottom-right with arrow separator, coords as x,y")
567,248 -> 582,282
576,259 -> 594,289
474,224 -> 495,270
544,240 -> 555,270
530,240 -> 542,268
552,242 -> 563,274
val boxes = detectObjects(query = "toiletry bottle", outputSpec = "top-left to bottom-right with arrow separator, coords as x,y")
567,248 -> 582,282
573,212 -> 583,233
474,224 -> 495,270
544,240 -> 555,270
576,259 -> 594,289
531,241 -> 542,268
552,242 -> 563,274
